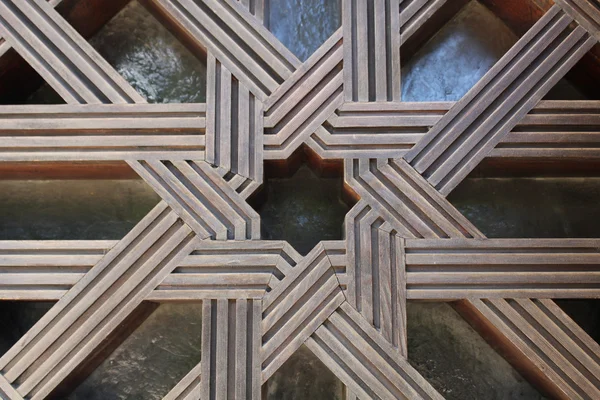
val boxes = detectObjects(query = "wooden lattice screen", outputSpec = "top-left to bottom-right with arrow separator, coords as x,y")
0,0 -> 600,399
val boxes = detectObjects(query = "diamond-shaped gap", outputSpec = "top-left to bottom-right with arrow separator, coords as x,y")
249,148 -> 354,255
58,302 -> 202,400
448,177 -> 600,238
264,344 -> 344,399
90,0 -> 207,103
0,165 -> 160,240
402,1 -> 517,101
0,51 -> 64,104
267,0 -> 341,62
407,301 -> 545,400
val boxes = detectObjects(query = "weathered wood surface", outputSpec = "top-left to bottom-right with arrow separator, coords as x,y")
1,0 -> 600,398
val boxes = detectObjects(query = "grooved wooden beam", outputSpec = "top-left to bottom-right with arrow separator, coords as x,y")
344,201 -> 408,355
263,29 -> 343,160
0,240 -> 303,301
197,298 -> 262,400
235,0 -> 267,25
399,0 -> 447,44
306,302 -> 443,400
0,103 -> 206,161
555,0 -> 600,41
163,361 -> 202,400
129,159 -> 260,240
456,298 -> 600,400
143,0 -> 300,101
206,53 -> 264,184
405,239 -> 600,299
344,158 -> 483,239
343,0 -> 401,102
0,0 -> 144,104
261,242 -> 345,383
0,202 -> 198,400
404,5 -> 597,196
152,240 -> 302,300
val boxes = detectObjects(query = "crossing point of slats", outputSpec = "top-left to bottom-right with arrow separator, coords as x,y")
263,29 -> 343,160
457,298 -> 600,400
555,0 -> 600,41
0,0 -> 144,104
152,240 -> 302,300
306,302 -> 443,400
0,103 -> 206,161
197,298 -> 262,400
405,239 -> 600,299
344,201 -> 408,355
345,158 -> 484,239
129,159 -> 260,240
261,243 -> 345,382
343,0 -> 401,102
404,5 -> 597,196
206,53 -> 264,184
144,0 -> 299,100
0,202 -> 198,400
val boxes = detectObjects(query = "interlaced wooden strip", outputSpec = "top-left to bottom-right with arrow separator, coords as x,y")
405,239 -> 600,299
404,5 -> 597,196
0,0 -> 144,104
343,0 -> 401,102
143,0 -> 299,100
129,159 -> 260,240
2,0 -> 600,397
0,202 -> 198,400
263,29 -> 343,159
206,53 -> 264,184
456,298 -> 600,399
554,0 -> 600,41
0,103 -> 206,161
306,302 -> 443,400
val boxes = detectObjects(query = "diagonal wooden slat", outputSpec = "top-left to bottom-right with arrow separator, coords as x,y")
555,0 -> 600,41
399,0 -> 448,44
0,201 -> 198,400
456,298 -> 600,400
306,302 -> 444,400
129,159 -> 260,240
164,361 -> 202,400
0,103 -> 206,161
343,0 -> 401,102
0,0 -> 144,104
405,238 -> 600,299
404,5 -> 597,196
260,242 -> 345,383
143,0 -> 300,100
263,29 -> 343,160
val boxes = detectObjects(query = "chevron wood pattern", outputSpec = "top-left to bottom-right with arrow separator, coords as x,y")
2,0 -> 600,398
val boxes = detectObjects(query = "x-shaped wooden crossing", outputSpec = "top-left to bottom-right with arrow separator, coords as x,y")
1,0 -> 600,399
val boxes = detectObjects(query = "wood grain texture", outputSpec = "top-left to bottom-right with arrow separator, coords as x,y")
405,239 -> 600,299
129,159 -> 260,240
0,0 -> 144,104
0,103 -> 206,161
404,5 -> 597,196
307,302 -> 443,400
143,0 -> 299,100
261,242 -> 345,383
555,0 -> 600,41
0,202 -> 198,399
263,29 -> 343,160
343,0 -> 401,102
456,298 -> 600,400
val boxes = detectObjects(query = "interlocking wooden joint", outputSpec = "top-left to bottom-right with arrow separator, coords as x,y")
0,0 -> 600,399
